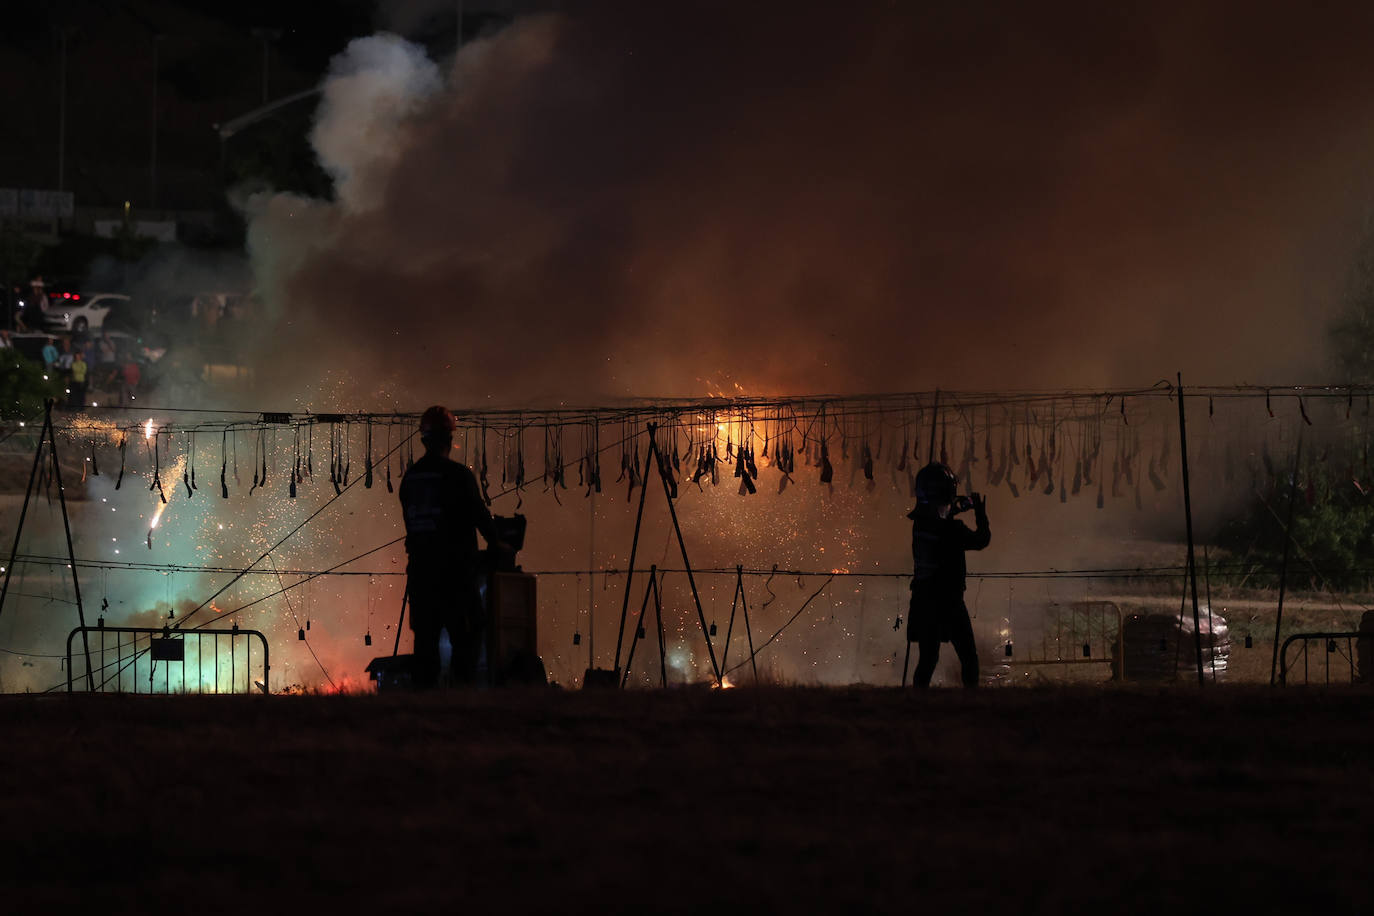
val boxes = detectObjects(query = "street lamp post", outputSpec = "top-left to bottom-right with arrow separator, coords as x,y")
251,28 -> 283,105
150,33 -> 162,210
57,30 -> 66,194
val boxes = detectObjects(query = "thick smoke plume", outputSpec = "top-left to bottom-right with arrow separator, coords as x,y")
243,1 -> 1374,407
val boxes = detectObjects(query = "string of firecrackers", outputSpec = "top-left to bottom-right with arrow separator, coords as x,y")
27,382 -> 1373,437
16,383 -> 1372,507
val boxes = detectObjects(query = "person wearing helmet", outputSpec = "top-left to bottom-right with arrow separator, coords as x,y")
399,405 -> 503,687
908,462 -> 990,687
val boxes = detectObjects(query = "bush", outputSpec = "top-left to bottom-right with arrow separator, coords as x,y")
1214,466 -> 1374,592
0,353 -> 62,421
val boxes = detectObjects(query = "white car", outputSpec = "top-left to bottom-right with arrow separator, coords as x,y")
42,292 -> 130,334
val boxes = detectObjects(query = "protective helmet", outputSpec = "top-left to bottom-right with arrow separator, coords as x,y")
418,405 -> 456,443
914,462 -> 958,505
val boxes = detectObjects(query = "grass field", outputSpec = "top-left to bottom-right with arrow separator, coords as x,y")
3,686 -> 1370,913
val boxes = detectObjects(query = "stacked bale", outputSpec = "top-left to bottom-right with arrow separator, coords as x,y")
1112,611 -> 1229,682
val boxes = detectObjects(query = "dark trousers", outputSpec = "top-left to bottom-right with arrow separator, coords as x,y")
912,601 -> 979,688
407,561 -> 484,688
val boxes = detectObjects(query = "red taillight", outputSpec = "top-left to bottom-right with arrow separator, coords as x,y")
71,294 -> 80,300
63,292 -> 71,298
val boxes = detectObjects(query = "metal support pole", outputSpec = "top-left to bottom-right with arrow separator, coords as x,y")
46,400 -> 95,690
587,477 -> 595,670
150,36 -> 159,209
927,389 -> 940,465
612,428 -> 656,674
653,572 -> 668,688
620,565 -> 658,687
720,567 -> 742,674
1270,432 -> 1303,685
58,30 -> 66,195
1175,374 -> 1205,686
738,566 -> 760,685
654,429 -> 721,684
391,586 -> 408,657
0,411 -> 51,626
1203,545 -> 1217,681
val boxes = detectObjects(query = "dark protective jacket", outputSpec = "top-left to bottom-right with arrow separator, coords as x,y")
399,452 -> 497,564
908,504 -> 991,609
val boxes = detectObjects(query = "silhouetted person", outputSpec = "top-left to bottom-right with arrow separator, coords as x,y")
908,462 -> 990,687
399,405 -> 501,687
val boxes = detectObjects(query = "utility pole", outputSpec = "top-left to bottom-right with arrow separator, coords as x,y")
1175,374 -> 1206,686
150,33 -> 162,209
251,28 -> 283,104
57,30 -> 66,194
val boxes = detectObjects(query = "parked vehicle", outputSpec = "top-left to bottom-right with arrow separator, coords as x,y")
42,292 -> 131,333
100,297 -> 157,335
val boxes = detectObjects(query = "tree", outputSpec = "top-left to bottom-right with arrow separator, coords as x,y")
1213,223 -> 1374,593
1329,222 -> 1374,380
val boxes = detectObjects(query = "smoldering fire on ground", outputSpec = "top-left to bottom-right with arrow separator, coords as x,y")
0,385 -> 1367,693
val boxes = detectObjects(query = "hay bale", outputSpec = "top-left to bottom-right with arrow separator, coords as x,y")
1113,611 -> 1229,682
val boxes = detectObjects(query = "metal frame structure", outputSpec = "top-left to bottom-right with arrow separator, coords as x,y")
1278,631 -> 1368,686
66,623 -> 270,694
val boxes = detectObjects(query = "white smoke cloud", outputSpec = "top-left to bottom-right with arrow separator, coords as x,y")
310,33 -> 443,214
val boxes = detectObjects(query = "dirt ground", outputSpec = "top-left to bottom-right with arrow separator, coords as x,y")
2,686 -> 1370,913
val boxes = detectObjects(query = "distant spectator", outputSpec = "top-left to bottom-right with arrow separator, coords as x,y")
195,294 -> 221,333
0,330 -> 11,349
97,333 -> 118,386
57,338 -> 74,381
68,350 -> 88,410
120,358 -> 140,406
40,337 -> 59,372
10,286 -> 28,331
29,276 -> 48,316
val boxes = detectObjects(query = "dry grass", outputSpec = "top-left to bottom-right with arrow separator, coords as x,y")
2,686 -> 1370,913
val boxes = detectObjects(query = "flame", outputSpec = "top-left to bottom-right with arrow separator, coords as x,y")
144,419 -> 155,439
716,675 -> 736,689
150,503 -> 166,528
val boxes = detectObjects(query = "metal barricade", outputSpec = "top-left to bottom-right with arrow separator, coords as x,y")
66,623 -> 270,695
1278,631 -> 1367,686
